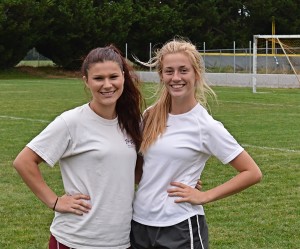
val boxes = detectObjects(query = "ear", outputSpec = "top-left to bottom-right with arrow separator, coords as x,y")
195,71 -> 201,82
83,76 -> 89,88
159,73 -> 164,83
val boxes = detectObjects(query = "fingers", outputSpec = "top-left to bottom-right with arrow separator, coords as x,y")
170,181 -> 203,190
167,189 -> 187,197
168,186 -> 199,204
167,181 -> 205,205
55,194 -> 92,215
72,193 -> 91,201
195,179 -> 203,191
167,183 -> 193,198
196,183 -> 202,191
169,182 -> 187,188
174,197 -> 189,203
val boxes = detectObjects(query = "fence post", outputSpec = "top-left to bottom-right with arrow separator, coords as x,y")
149,42 -> 152,72
249,41 -> 252,74
203,42 -> 206,67
265,40 -> 268,74
252,38 -> 257,93
233,41 -> 236,73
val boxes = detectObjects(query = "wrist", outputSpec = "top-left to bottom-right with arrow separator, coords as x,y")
52,197 -> 59,211
201,191 -> 213,205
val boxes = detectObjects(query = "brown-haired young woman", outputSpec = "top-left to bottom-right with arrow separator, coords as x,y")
13,45 -> 143,249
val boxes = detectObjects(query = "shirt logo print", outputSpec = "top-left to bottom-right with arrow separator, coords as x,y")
125,138 -> 135,148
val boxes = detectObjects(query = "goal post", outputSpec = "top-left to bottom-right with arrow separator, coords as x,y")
252,34 -> 300,93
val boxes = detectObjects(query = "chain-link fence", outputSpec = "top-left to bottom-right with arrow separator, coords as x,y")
20,44 -> 300,74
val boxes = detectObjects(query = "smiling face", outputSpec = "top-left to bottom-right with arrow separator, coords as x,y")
84,61 -> 124,118
161,52 -> 198,104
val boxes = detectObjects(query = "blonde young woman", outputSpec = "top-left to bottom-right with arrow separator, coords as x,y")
130,38 -> 262,249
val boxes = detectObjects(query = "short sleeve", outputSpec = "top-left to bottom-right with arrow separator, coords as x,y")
27,116 -> 71,167
201,118 -> 244,164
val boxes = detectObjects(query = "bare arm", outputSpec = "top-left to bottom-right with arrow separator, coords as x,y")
168,150 -> 262,205
13,147 -> 91,215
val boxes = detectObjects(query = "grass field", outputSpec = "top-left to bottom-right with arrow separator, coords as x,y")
0,69 -> 299,248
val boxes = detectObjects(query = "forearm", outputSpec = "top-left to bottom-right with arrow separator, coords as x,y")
204,170 -> 261,204
168,151 -> 262,205
13,148 -> 58,209
204,150 -> 262,204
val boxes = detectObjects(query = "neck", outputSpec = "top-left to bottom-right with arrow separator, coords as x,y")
170,98 -> 197,115
89,102 -> 117,120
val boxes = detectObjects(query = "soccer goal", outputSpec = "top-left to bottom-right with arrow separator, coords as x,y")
252,34 -> 300,93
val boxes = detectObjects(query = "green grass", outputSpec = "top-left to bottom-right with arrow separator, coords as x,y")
0,70 -> 299,248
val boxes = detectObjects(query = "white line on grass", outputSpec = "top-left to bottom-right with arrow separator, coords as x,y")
1,115 -> 299,153
0,80 -> 48,84
242,144 -> 300,153
0,115 -> 49,123
221,100 -> 300,108
0,79 -> 81,84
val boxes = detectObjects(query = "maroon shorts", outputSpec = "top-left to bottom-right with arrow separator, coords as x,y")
49,234 -> 73,249
49,234 -> 132,249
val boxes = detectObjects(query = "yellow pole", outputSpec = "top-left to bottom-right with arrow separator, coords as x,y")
272,16 -> 275,54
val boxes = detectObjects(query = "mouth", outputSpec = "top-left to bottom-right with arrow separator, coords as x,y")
170,83 -> 185,89
100,90 -> 116,96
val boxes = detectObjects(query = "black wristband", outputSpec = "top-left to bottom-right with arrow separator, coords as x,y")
52,197 -> 59,211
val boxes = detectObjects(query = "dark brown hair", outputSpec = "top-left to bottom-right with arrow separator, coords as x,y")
81,45 -> 144,151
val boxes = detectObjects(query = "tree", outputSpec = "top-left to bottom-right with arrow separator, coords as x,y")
0,0 -> 39,69
244,0 -> 275,39
34,0 -> 99,70
210,0 -> 254,48
128,0 -> 183,61
261,0 -> 300,35
178,1 -> 221,49
35,0 -> 134,70
93,0 -> 135,53
2,0 -> 300,70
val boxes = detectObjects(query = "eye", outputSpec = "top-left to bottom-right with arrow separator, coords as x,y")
110,75 -> 119,79
93,76 -> 104,81
180,68 -> 188,73
164,69 -> 173,75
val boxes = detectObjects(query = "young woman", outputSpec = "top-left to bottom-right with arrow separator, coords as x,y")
130,38 -> 263,249
13,45 -> 143,249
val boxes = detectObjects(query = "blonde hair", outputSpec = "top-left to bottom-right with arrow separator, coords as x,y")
139,37 -> 216,154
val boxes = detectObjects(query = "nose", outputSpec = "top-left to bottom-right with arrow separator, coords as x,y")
103,78 -> 112,88
172,71 -> 181,82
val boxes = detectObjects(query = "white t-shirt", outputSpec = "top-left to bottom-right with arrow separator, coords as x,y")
133,103 -> 243,227
27,103 -> 137,249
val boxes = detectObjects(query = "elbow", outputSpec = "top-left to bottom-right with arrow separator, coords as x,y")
253,168 -> 263,184
12,147 -> 40,172
12,158 -> 18,169
12,157 -> 21,171
12,151 -> 28,172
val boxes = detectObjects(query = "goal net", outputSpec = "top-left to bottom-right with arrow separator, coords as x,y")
252,34 -> 300,92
